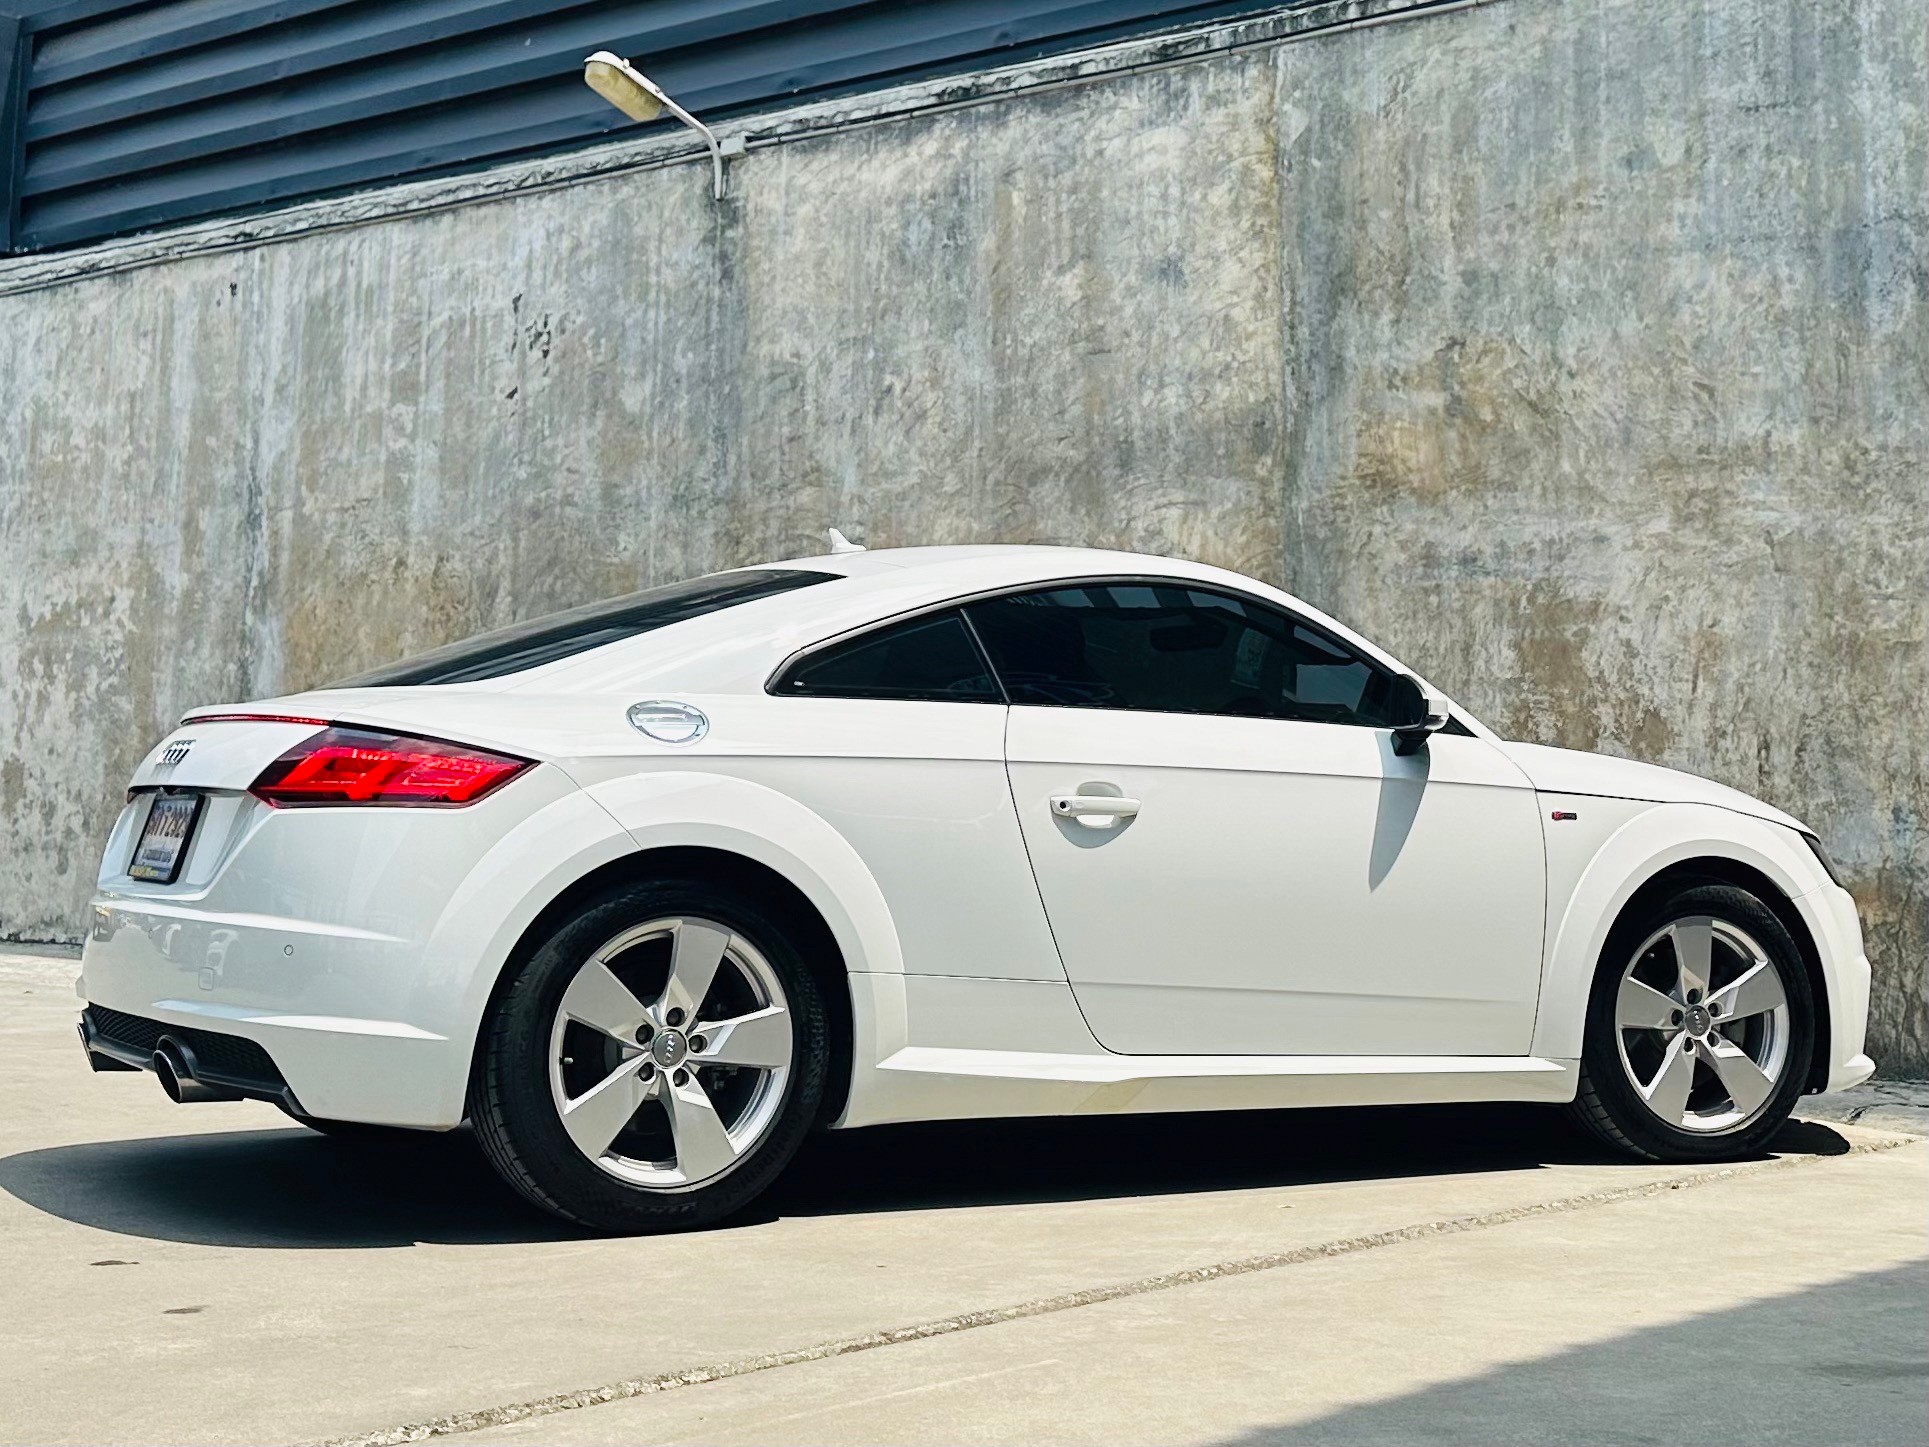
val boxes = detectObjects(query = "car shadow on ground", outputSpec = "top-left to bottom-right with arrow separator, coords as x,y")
768,1105 -> 1849,1219
0,1104 -> 1849,1250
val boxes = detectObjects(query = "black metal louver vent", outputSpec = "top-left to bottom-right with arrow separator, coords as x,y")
0,0 -> 1296,254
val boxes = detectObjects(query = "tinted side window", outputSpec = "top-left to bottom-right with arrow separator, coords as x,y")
777,611 -> 1002,703
966,584 -> 1397,727
335,569 -> 836,687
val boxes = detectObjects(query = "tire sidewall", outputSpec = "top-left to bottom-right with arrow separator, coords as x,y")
1582,882 -> 1814,1161
478,879 -> 829,1232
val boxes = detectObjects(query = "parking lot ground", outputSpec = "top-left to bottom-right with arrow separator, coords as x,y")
3,947 -> 1923,1447
467,1143 -> 1927,1447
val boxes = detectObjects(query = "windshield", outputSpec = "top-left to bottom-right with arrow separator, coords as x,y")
331,569 -> 837,687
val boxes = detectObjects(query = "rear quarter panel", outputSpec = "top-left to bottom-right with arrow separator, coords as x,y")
556,695 -> 1065,984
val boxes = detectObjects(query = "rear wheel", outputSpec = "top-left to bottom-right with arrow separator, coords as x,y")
472,880 -> 828,1232
1570,883 -> 1813,1161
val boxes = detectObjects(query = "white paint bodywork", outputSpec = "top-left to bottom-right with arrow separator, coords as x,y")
1006,709 -> 1545,1057
78,546 -> 1875,1130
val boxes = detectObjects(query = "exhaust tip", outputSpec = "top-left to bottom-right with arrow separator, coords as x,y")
151,1039 -> 189,1102
151,1036 -> 241,1104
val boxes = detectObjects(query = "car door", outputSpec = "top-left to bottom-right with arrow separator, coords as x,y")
967,581 -> 1546,1057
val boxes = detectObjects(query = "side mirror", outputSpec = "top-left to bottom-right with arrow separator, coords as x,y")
1390,675 -> 1451,756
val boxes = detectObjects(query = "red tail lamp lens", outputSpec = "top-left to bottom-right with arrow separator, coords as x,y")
251,728 -> 531,806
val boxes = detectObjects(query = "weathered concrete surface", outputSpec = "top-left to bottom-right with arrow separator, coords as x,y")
1793,1078 -> 1929,1137
0,0 -> 1924,1069
1274,0 -> 1929,1075
460,1149 -> 1929,1447
0,954 -> 1920,1447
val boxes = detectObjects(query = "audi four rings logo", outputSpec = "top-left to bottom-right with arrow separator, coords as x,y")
159,740 -> 194,767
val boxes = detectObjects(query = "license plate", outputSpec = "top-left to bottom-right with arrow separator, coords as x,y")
129,793 -> 204,884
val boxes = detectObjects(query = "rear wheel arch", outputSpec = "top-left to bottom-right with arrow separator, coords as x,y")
470,846 -> 855,1129
1601,856 -> 1831,1094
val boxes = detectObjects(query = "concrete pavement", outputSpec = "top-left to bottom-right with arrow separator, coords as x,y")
465,1145 -> 1928,1447
2,947 -> 1923,1446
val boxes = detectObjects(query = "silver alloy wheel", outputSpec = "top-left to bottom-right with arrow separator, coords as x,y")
1614,915 -> 1791,1134
547,916 -> 793,1189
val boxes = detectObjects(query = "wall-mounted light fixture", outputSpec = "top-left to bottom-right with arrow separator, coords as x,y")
584,51 -> 744,201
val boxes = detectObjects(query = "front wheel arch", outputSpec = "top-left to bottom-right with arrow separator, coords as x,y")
468,847 -> 854,1130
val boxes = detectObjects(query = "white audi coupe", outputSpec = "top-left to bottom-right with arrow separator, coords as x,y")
78,544 -> 1874,1231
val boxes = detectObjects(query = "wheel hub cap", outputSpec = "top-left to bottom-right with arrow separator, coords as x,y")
650,1029 -> 688,1068
1683,1004 -> 1712,1037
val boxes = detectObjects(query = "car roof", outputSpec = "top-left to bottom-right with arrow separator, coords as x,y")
756,542 -> 1211,580
478,543 -> 1417,697
255,543 -> 1492,747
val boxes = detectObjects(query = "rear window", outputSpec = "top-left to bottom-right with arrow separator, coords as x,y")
332,569 -> 837,687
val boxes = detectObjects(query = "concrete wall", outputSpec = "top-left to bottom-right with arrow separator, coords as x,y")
2,0 -> 1923,1072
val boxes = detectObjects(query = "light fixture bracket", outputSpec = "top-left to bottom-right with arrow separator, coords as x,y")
583,51 -> 739,201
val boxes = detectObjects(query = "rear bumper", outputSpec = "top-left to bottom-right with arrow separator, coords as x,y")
78,953 -> 469,1127
79,1004 -> 303,1110
77,762 -> 602,1129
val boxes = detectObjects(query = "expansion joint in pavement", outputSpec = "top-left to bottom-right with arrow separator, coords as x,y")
314,1132 -> 1915,1447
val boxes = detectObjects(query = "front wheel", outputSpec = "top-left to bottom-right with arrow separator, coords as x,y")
1569,883 -> 1813,1162
471,880 -> 828,1233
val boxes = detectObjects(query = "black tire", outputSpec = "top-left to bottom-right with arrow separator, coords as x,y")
471,879 -> 829,1233
1569,882 -> 1814,1162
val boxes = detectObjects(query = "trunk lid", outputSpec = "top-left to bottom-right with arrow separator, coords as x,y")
132,716 -> 328,793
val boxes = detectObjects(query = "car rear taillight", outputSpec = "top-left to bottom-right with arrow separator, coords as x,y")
249,727 -> 531,807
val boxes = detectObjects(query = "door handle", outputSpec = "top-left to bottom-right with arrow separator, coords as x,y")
1050,793 -> 1142,824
